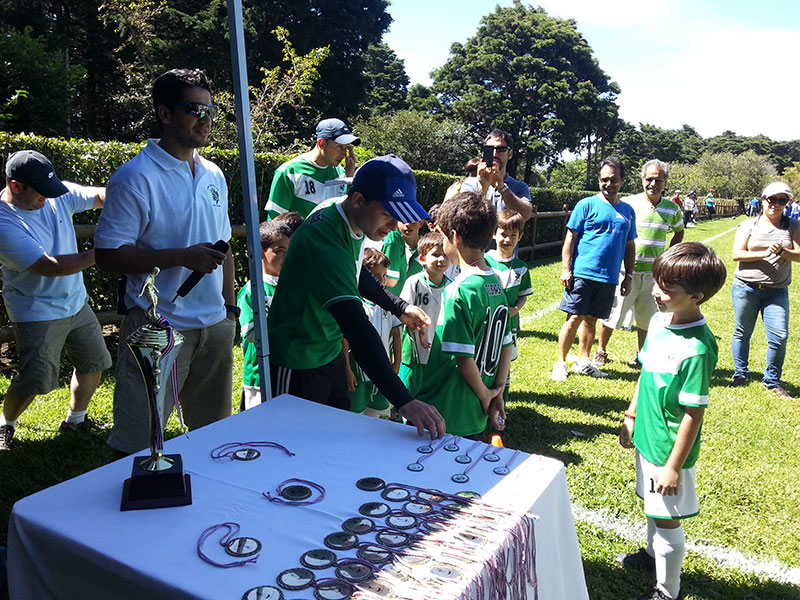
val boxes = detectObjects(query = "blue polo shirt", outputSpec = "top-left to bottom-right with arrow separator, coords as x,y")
568,194 -> 637,285
0,183 -> 99,322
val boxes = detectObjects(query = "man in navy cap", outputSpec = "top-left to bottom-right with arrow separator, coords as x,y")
0,150 -> 111,452
268,155 -> 446,439
265,117 -> 360,219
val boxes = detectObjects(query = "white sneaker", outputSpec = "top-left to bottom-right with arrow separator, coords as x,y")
551,361 -> 569,381
571,358 -> 608,378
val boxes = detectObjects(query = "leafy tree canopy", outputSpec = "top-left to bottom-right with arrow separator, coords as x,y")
430,2 -> 617,176
355,110 -> 476,175
360,43 -> 409,118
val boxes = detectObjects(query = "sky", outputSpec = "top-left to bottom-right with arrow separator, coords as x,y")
384,0 -> 800,141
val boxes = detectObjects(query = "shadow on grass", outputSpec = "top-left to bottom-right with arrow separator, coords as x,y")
518,328 -> 560,343
502,391 -> 626,466
582,555 -> 800,600
0,429 -> 116,548
514,388 -> 629,420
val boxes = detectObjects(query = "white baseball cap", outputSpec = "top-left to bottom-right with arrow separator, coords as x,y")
761,181 -> 793,199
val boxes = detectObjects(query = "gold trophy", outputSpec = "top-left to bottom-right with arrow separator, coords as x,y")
121,268 -> 192,511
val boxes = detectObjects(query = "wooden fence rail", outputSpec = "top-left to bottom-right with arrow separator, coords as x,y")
1,199 -> 739,344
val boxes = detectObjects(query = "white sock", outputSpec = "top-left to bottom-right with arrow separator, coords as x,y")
645,517 -> 656,557
0,414 -> 17,428
653,524 -> 685,599
65,409 -> 87,424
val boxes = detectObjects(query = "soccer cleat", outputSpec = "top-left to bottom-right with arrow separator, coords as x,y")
615,547 -> 655,572
571,358 -> 608,378
551,361 -> 569,381
0,424 -> 15,452
58,416 -> 107,433
629,586 -> 683,600
592,349 -> 608,367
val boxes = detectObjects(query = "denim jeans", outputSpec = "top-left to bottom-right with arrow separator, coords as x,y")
731,279 -> 789,387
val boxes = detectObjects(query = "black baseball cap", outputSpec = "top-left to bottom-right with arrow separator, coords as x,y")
5,150 -> 69,198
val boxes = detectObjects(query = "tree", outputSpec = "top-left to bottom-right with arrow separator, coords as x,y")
0,27 -> 84,137
668,151 -> 777,199
780,162 -> 800,196
547,159 -> 589,190
213,28 -> 330,152
406,84 -> 442,114
430,2 -> 618,180
355,110 -> 475,174
360,43 -> 409,118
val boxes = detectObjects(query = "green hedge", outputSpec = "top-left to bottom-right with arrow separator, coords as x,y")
0,133 -> 591,326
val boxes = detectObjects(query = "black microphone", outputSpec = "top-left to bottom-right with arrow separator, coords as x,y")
172,240 -> 229,302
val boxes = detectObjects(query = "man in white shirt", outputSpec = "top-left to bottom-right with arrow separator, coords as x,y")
0,151 -> 110,452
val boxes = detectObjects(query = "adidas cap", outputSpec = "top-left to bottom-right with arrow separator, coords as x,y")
351,155 -> 430,223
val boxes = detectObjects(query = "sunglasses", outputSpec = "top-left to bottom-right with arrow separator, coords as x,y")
173,101 -> 219,119
766,196 -> 789,206
488,145 -> 510,153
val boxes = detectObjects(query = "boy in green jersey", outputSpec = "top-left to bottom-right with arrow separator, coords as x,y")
399,231 -> 451,396
485,210 -> 532,364
415,192 -> 513,438
618,242 -> 726,600
237,219 -> 297,409
381,219 -> 424,294
345,248 -> 401,417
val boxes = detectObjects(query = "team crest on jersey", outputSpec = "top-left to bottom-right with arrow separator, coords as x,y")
484,283 -> 502,296
207,184 -> 221,206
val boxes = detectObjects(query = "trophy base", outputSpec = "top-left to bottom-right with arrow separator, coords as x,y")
120,453 -> 193,511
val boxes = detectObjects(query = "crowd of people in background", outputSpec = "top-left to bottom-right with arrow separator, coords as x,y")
1,66 -> 799,600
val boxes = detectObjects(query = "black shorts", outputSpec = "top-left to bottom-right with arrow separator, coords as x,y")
270,352 -> 350,411
559,277 -> 616,319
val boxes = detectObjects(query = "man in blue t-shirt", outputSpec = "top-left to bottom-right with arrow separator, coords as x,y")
0,151 -> 111,452
551,157 -> 637,381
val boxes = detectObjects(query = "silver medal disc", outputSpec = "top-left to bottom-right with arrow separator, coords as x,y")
416,445 -> 433,454
232,447 -> 261,461
451,473 -> 469,484
407,462 -> 424,472
242,585 -> 283,600
225,536 -> 261,558
483,453 -> 500,462
455,455 -> 472,464
493,466 -> 510,475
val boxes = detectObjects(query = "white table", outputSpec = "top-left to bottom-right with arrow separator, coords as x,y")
8,394 -> 588,600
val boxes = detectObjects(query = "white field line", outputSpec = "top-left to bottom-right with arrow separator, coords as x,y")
572,504 -> 800,586
519,225 -> 741,327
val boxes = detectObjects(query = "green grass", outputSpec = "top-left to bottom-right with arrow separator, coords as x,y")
503,215 -> 800,599
1,215 -> 799,600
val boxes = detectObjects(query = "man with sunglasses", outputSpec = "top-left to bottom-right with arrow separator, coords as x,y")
95,68 -> 236,456
265,118 -> 359,220
459,129 -> 532,222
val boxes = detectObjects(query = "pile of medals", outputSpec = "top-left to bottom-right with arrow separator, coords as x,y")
241,478 -> 537,600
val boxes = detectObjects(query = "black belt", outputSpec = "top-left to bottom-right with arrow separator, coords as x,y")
742,280 -> 783,291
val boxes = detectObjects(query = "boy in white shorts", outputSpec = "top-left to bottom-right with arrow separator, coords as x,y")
618,242 -> 726,600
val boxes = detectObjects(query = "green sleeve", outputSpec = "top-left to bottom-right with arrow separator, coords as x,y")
265,168 -> 296,219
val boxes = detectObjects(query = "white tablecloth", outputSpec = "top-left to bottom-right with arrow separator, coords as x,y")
8,394 -> 588,600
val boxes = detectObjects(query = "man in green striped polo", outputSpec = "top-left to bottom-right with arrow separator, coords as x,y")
593,159 -> 685,366
265,118 -> 359,219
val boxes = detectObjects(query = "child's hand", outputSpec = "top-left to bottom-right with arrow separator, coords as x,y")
619,418 -> 634,448
392,360 -> 401,375
656,467 -> 681,496
346,368 -> 357,393
488,394 -> 506,430
417,331 -> 432,350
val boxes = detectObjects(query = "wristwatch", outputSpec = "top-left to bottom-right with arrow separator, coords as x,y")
498,184 -> 510,194
225,304 -> 241,318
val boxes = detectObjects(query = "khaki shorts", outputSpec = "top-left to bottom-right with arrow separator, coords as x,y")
8,303 -> 112,395
602,272 -> 658,330
636,451 -> 699,520
107,308 -> 235,454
